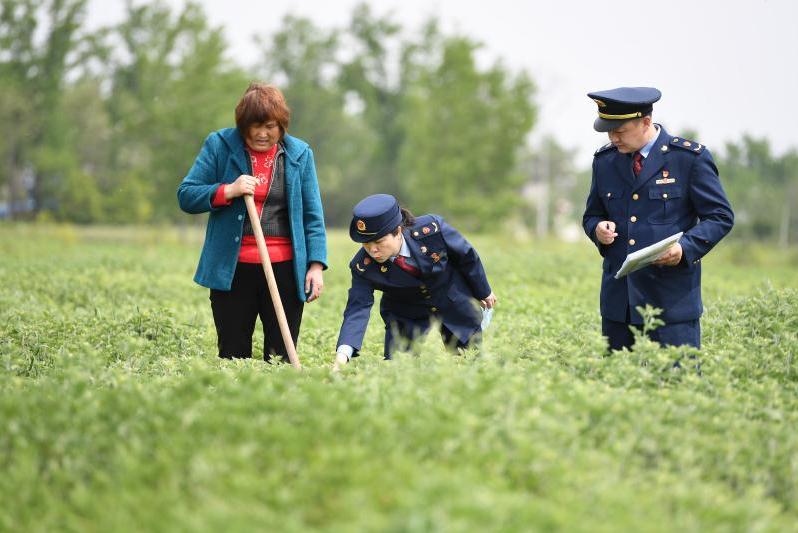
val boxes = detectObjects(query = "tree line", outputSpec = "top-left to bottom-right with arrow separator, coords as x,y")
1,0 -> 796,243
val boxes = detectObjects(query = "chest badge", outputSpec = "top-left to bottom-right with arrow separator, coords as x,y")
656,178 -> 676,185
422,226 -> 431,235
655,169 -> 676,185
430,252 -> 441,263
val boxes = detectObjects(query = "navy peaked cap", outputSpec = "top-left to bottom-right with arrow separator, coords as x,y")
349,194 -> 402,243
587,87 -> 662,132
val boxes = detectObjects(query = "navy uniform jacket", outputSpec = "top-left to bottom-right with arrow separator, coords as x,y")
582,126 -> 734,324
337,214 -> 492,355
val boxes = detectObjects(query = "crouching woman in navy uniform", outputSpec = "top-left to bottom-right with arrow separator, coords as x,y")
333,194 -> 496,367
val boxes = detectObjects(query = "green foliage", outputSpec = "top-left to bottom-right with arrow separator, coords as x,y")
398,31 -> 536,230
257,6 -> 537,229
0,0 -> 796,239
1,224 -> 797,531
105,0 -> 249,221
718,136 -> 798,245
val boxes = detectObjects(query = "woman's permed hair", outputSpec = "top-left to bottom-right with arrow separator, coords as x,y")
235,82 -> 290,137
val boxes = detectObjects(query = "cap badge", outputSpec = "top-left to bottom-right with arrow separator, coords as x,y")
356,220 -> 367,232
592,98 -> 607,108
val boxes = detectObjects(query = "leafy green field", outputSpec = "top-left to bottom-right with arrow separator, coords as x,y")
1,224 -> 797,532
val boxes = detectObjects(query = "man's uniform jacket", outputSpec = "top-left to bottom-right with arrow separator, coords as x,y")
583,126 -> 734,325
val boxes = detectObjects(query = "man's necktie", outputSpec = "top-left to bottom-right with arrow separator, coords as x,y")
633,151 -> 643,177
394,255 -> 421,277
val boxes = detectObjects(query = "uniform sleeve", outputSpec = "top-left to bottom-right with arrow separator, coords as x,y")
582,159 -> 608,257
335,271 -> 375,354
439,219 -> 492,300
300,148 -> 328,269
679,149 -> 735,265
177,134 -> 225,215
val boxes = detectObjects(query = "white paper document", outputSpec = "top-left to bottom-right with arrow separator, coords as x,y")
614,232 -> 684,279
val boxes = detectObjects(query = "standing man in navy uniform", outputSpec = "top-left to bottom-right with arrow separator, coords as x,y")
582,87 -> 734,351
333,194 -> 496,368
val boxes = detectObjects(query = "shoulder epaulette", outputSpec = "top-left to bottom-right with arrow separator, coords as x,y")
594,142 -> 616,156
669,136 -> 705,154
408,215 -> 441,240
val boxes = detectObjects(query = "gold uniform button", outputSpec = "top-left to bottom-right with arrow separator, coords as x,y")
632,193 -> 639,200
629,239 -> 636,246
431,307 -> 438,313
630,216 -> 637,222
662,193 -> 668,199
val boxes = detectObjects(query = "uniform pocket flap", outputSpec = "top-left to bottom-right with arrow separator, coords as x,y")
648,187 -> 683,200
600,188 -> 625,200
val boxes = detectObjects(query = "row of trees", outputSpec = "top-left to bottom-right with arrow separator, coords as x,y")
0,0 -> 535,230
1,0 -> 796,243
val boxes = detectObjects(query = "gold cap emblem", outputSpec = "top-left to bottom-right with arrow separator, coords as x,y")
592,98 -> 607,108
356,220 -> 366,232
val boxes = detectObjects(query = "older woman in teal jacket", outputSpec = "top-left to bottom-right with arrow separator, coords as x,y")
178,82 -> 327,362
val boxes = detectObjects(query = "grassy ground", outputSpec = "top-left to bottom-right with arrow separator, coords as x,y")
1,223 -> 797,532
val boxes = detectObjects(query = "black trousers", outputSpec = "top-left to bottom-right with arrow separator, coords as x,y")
210,261 -> 303,362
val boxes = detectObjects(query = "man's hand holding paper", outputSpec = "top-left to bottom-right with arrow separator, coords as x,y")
653,242 -> 683,267
614,232 -> 684,279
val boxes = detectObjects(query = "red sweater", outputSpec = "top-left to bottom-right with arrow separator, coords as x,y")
211,144 -> 293,263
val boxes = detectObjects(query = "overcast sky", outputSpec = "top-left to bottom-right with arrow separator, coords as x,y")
87,0 -> 798,166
